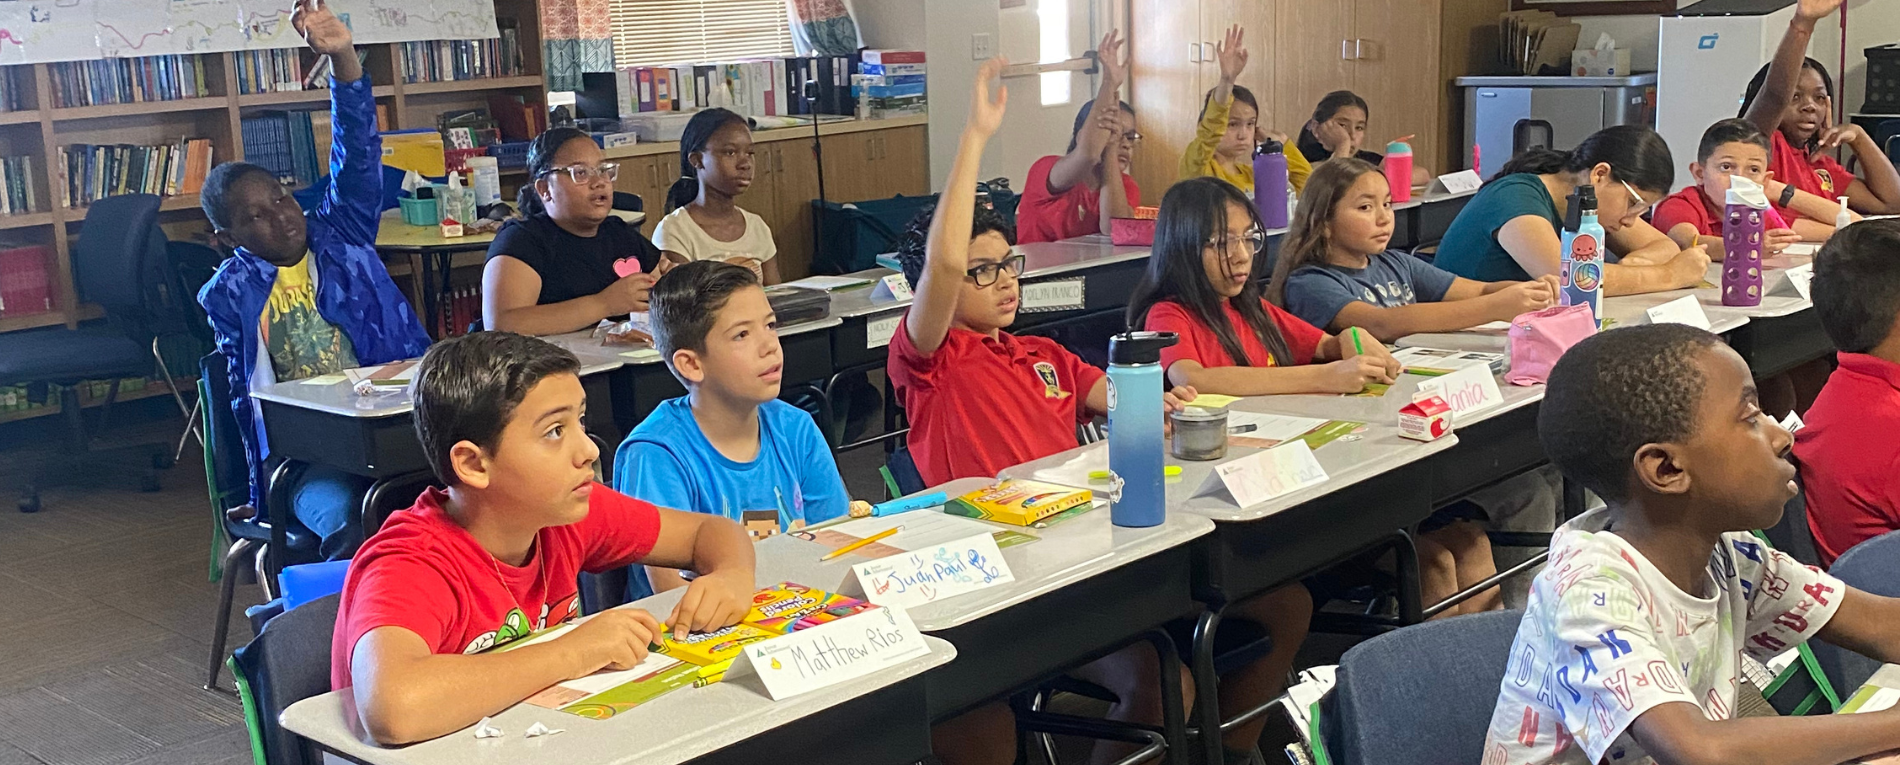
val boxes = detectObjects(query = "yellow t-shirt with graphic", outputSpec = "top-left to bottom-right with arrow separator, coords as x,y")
1179,92 -> 1312,193
259,255 -> 357,382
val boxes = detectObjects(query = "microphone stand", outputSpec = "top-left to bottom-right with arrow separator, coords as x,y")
804,78 -> 829,270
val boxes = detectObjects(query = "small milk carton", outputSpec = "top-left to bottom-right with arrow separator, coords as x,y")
1398,395 -> 1454,442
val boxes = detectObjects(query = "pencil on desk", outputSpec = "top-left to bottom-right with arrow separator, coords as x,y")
820,526 -> 901,561
694,673 -> 726,688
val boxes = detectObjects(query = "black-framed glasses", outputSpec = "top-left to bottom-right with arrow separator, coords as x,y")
966,253 -> 1027,287
541,162 -> 620,184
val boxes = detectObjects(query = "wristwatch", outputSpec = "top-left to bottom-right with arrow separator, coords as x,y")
1779,184 -> 1797,208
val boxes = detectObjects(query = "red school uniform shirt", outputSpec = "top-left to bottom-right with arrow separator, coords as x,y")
1142,298 -> 1324,372
1769,130 -> 1853,214
1793,353 -> 1900,567
330,484 -> 661,690
1651,185 -> 1795,238
887,316 -> 1106,487
1015,155 -> 1143,244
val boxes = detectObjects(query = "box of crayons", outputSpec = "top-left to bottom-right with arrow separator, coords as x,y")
744,582 -> 875,633
659,623 -> 778,666
945,479 -> 1093,527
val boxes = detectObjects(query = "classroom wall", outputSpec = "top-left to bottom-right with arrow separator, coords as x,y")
1808,0 -> 1900,118
1572,14 -> 1665,71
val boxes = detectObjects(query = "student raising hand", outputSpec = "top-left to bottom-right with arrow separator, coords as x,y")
968,56 -> 1009,139
290,0 -> 363,82
1214,24 -> 1247,85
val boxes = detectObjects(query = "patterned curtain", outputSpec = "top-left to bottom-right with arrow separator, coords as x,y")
542,0 -> 616,92
786,0 -> 863,57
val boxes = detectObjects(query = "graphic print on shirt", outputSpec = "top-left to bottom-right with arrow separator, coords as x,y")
459,591 -> 581,654
1816,168 -> 1836,195
260,258 -> 357,381
742,508 -> 807,539
1359,280 -> 1418,308
1033,361 -> 1071,399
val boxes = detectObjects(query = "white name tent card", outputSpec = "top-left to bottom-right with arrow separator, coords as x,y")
1766,263 -> 1814,301
866,314 -> 902,349
1192,440 -> 1330,508
840,532 -> 1016,609
1415,364 -> 1503,425
1641,295 -> 1712,330
872,274 -> 914,302
1426,170 -> 1483,195
725,606 -> 931,700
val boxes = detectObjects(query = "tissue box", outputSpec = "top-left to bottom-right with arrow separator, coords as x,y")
1398,395 -> 1454,441
1572,48 -> 1631,77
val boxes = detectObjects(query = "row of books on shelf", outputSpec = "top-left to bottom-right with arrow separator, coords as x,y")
49,54 -> 210,109
58,139 -> 214,208
438,284 -> 482,339
601,51 -> 881,118
0,377 -> 168,417
0,245 -> 52,317
0,156 -> 39,216
236,49 -> 311,95
243,109 -> 332,189
400,23 -> 523,84
0,70 -> 22,113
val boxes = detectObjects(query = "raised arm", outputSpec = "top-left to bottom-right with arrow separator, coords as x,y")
1742,0 -> 1840,135
908,58 -> 1008,356
1047,32 -> 1124,194
294,0 -> 381,246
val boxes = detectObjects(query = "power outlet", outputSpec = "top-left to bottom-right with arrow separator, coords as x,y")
971,32 -> 995,60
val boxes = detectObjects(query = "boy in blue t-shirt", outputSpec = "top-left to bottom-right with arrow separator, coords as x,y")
614,260 -> 849,594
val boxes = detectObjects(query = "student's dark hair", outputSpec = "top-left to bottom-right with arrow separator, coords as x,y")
1812,220 -> 1900,354
1496,124 -> 1674,194
1738,57 -> 1835,147
412,332 -> 582,486
894,201 -> 1016,289
1066,98 -> 1137,153
666,108 -> 749,213
1267,158 -> 1384,307
1198,85 -> 1260,124
1538,324 -> 1722,504
1311,90 -> 1369,125
516,126 -> 594,217
651,260 -> 762,366
1128,177 -> 1292,367
201,162 -> 279,231
1696,118 -> 1771,164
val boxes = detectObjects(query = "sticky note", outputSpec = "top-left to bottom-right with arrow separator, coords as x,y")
1186,394 -> 1241,408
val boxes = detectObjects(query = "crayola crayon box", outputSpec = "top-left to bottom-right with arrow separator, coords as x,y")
659,622 -> 777,666
743,582 -> 875,633
945,480 -> 1093,527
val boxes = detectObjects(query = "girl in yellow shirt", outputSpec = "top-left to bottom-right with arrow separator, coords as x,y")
1178,25 -> 1312,194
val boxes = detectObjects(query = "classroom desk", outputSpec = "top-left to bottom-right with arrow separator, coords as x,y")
1620,258 -> 1829,378
588,316 -> 844,429
1390,187 -> 1480,252
279,586 -> 957,765
753,481 -> 1211,739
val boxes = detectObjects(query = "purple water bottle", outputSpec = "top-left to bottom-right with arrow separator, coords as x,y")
1254,140 -> 1289,229
1722,175 -> 1767,307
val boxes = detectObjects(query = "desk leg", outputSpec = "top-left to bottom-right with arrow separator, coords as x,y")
1192,608 -> 1225,765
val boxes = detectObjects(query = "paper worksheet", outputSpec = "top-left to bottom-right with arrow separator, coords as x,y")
1225,412 -> 1329,444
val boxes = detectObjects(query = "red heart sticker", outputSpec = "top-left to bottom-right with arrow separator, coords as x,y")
612,257 -> 642,277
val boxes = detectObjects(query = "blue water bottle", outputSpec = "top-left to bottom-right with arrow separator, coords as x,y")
1254,140 -> 1290,230
1559,185 -> 1604,326
1106,331 -> 1179,528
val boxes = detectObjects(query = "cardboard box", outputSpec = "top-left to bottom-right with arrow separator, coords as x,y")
1398,395 -> 1454,441
1572,47 -> 1632,77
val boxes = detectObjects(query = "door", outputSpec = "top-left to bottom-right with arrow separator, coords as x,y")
612,154 -> 670,233
1351,0 -> 1442,175
819,131 -> 878,203
770,141 -> 821,281
873,126 -> 930,198
1274,0 -> 1353,144
1128,0 -> 1200,198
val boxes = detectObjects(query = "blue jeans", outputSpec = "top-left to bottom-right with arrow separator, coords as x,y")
291,466 -> 371,561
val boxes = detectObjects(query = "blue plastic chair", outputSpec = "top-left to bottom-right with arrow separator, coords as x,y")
1812,530 -> 1900,703
1316,610 -> 1523,765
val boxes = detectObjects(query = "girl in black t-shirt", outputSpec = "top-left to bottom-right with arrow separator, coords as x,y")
482,127 -> 668,335
1296,90 -> 1433,187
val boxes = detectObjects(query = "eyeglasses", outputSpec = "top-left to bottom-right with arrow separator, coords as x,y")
1121,131 -> 1144,144
542,162 -> 620,185
1619,179 -> 1653,214
966,253 -> 1027,287
1206,228 -> 1267,258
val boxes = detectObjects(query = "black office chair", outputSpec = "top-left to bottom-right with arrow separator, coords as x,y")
230,593 -> 341,765
201,351 -> 322,692
0,194 -> 177,512
613,191 -> 644,212
163,240 -> 228,462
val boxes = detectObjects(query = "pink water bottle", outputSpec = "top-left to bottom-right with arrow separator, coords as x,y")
1384,140 -> 1413,203
1722,175 -> 1768,307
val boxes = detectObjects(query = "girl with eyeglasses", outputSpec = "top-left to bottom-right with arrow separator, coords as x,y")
1740,0 -> 1900,216
654,108 -> 781,284
482,126 -> 667,335
1434,125 -> 1710,296
1015,31 -> 1142,244
1128,176 -> 1399,397
1270,159 -> 1557,342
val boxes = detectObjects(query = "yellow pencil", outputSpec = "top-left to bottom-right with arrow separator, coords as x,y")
694,672 -> 727,688
820,525 -> 902,561
698,659 -> 735,678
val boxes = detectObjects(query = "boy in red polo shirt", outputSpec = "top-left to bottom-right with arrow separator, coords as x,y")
1653,118 -> 1843,251
1795,220 -> 1900,565
332,332 -> 755,745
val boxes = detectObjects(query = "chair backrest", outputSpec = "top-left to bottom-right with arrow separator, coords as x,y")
200,352 -> 250,518
885,447 -> 926,498
1323,609 -> 1524,765
168,240 -> 225,342
613,191 -> 643,212
73,194 -> 165,315
232,592 -> 341,765
1812,530 -> 1900,702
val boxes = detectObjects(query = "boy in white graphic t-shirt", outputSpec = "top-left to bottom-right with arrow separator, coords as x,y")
1484,324 -> 1900,765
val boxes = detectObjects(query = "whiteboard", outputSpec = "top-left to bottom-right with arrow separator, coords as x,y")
0,0 -> 501,64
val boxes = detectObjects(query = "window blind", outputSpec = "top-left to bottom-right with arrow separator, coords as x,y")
609,0 -> 796,68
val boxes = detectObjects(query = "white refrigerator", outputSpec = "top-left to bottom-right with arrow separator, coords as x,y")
1656,0 -> 1798,191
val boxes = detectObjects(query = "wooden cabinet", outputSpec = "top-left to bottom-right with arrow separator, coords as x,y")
611,153 -> 673,233
757,141 -> 820,281
818,125 -> 929,206
1130,0 -> 1496,192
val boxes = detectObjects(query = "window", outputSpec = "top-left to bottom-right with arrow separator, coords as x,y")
609,0 -> 796,68
1038,0 -> 1071,106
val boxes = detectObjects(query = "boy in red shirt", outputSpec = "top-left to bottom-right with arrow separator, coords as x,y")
1014,31 -> 1141,244
1796,220 -> 1900,565
1653,118 -> 1843,253
332,332 -> 755,745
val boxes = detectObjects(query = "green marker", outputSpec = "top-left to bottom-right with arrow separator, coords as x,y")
1350,327 -> 1365,356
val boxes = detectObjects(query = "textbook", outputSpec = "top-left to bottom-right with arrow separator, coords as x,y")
743,582 -> 875,634
945,480 -> 1093,527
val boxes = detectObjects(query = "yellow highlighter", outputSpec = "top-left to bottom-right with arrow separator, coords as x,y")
1091,467 -> 1182,481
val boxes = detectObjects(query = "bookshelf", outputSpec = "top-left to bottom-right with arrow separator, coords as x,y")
0,0 -> 547,339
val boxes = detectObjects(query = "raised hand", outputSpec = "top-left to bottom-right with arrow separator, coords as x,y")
968,57 -> 1010,139
1215,25 -> 1248,84
1096,30 -> 1127,88
291,0 -> 353,57
1796,0 -> 1843,22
